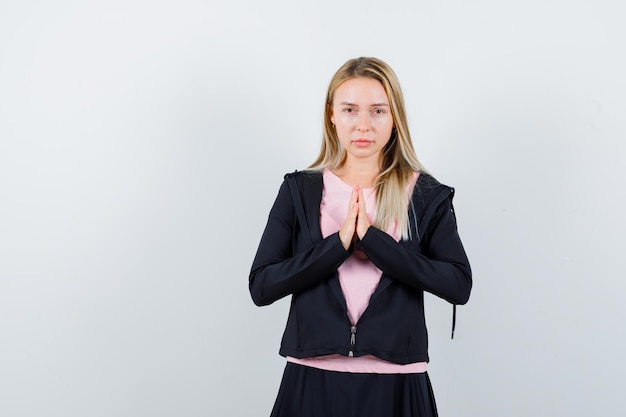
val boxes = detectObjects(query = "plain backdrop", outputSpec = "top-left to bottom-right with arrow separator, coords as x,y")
1,1 -> 625,416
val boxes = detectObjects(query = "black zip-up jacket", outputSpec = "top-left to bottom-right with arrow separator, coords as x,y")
249,170 -> 472,364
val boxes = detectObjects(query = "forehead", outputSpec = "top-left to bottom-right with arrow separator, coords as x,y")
333,77 -> 389,104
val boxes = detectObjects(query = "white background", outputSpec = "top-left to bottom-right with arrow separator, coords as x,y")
1,1 -> 625,416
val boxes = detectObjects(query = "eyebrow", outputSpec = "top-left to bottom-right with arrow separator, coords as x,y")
338,101 -> 390,107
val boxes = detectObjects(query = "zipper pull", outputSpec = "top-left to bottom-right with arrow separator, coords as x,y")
349,326 -> 357,357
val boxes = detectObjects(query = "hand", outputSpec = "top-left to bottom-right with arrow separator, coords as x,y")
355,186 -> 371,239
339,186 -> 359,250
339,186 -> 371,250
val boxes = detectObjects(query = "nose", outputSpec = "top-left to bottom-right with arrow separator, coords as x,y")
357,112 -> 372,131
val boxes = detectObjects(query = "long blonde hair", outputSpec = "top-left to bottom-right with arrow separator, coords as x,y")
309,57 -> 426,239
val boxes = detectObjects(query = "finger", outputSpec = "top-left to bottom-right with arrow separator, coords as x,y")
356,187 -> 371,238
339,188 -> 359,249
348,187 -> 359,220
358,187 -> 366,210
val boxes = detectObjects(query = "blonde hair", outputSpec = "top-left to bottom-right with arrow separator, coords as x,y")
309,57 -> 426,239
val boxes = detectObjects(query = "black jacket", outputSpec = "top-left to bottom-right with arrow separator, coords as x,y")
249,170 -> 472,364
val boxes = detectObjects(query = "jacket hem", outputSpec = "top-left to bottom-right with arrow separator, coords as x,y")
279,347 -> 429,365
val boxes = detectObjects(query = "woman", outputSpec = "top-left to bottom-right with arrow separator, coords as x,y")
249,57 -> 472,417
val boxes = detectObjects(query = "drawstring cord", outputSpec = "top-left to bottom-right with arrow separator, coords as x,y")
451,305 -> 457,339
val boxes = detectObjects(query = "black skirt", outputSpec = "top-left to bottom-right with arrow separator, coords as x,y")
269,362 -> 438,417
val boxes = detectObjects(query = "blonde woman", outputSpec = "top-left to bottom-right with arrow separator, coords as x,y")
250,57 -> 472,417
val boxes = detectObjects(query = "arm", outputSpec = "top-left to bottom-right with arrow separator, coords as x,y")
249,180 -> 350,306
357,194 -> 472,305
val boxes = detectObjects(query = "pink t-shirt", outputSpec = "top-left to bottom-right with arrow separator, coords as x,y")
287,169 -> 426,374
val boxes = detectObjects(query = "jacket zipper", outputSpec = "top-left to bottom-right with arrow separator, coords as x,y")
348,325 -> 356,357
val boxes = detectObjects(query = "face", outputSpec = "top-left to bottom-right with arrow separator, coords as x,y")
330,77 -> 394,165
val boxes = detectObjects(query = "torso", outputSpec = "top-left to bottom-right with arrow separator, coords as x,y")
286,168 -> 425,374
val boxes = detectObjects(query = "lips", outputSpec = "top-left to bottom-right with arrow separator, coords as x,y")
352,139 -> 373,147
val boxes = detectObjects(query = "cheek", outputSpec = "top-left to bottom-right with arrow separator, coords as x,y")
336,125 -> 350,140
376,119 -> 393,133
380,123 -> 394,142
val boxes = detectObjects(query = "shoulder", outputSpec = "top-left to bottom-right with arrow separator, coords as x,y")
416,171 -> 453,192
416,172 -> 443,188
410,172 -> 459,238
284,169 -> 322,179
283,169 -> 323,186
414,172 -> 455,206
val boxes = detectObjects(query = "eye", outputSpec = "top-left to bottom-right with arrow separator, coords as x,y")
343,107 -> 355,113
372,108 -> 386,115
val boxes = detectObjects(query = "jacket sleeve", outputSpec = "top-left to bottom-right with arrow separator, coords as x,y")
356,192 -> 472,305
249,180 -> 351,306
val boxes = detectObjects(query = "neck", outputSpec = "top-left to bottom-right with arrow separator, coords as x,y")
333,156 -> 380,188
